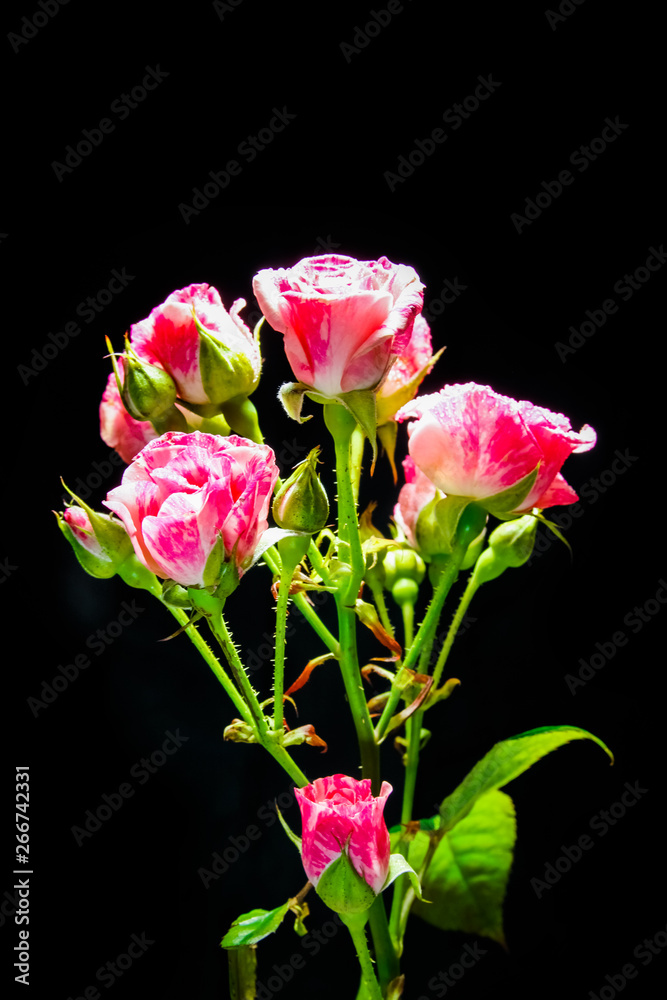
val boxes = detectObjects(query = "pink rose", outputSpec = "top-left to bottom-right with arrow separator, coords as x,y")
377,315 -> 440,425
393,455 -> 438,549
130,283 -> 261,405
295,775 -> 392,895
100,371 -> 160,464
104,431 -> 279,587
252,254 -> 424,397
398,383 -> 596,514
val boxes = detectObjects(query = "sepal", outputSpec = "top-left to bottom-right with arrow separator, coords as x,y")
382,853 -> 425,901
316,845 -> 377,915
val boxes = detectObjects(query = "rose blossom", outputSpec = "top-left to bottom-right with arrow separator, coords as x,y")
295,774 -> 392,895
397,383 -> 596,514
104,431 -> 279,587
393,455 -> 439,549
252,254 -> 424,397
129,283 -> 261,405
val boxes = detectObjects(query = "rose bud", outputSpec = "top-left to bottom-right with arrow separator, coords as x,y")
103,431 -> 279,590
398,382 -> 596,517
472,515 -> 539,585
108,333 -> 178,421
272,447 -> 329,534
253,254 -> 424,398
295,775 -> 392,914
100,371 -> 160,464
57,493 -> 162,594
56,505 -> 122,579
382,548 -> 426,610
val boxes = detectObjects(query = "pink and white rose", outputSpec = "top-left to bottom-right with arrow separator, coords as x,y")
295,774 -> 392,895
129,283 -> 261,405
104,431 -> 279,587
252,254 -> 424,397
397,382 -> 596,514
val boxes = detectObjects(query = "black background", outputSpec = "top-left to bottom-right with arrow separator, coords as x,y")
3,1 -> 665,998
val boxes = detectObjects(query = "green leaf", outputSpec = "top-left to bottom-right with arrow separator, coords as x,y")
410,790 -> 516,946
228,945 -> 258,1000
382,853 -> 425,901
220,903 -> 291,949
438,725 -> 613,834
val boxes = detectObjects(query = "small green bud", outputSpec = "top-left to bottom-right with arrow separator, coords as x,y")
472,515 -> 538,586
272,447 -> 329,534
109,334 -> 177,421
488,515 -> 538,566
383,549 -> 426,591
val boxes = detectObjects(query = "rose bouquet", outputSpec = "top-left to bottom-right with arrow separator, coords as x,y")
57,254 -> 611,999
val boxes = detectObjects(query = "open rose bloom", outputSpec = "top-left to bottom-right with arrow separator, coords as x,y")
104,431 -> 279,587
295,775 -> 392,895
252,254 -> 424,397
398,383 -> 596,515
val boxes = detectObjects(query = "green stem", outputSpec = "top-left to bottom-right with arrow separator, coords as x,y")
336,596 -> 380,789
262,742 -> 310,788
324,403 -> 366,604
399,712 -> 423,829
401,601 -> 414,650
367,898 -> 400,992
272,538 -> 309,732
388,550 -> 466,952
168,604 -> 309,788
325,402 -> 399,992
208,610 -> 268,735
165,604 -> 254,728
207,611 -> 310,787
307,538 -> 332,584
262,546 -> 340,657
341,914 -> 383,1000
273,569 -> 292,732
366,578 -> 395,638
401,554 -> 461,675
430,573 -> 481,693
373,683 -> 404,744
388,710 -> 424,951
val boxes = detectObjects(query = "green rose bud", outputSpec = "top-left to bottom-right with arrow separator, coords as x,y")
272,447 -> 329,534
107,334 -> 177,421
